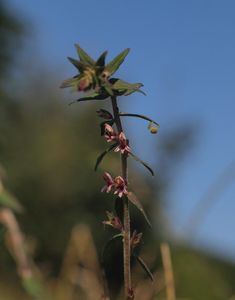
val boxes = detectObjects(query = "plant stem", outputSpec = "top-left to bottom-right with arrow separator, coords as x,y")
111,96 -> 132,299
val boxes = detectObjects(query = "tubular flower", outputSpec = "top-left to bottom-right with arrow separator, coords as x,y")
101,172 -> 114,193
113,176 -> 128,198
114,132 -> 131,155
104,123 -> 117,142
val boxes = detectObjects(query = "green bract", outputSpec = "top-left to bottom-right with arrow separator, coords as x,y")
61,44 -> 145,101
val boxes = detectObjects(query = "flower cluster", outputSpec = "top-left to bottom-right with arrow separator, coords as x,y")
104,123 -> 131,155
101,172 -> 128,198
60,44 -> 144,100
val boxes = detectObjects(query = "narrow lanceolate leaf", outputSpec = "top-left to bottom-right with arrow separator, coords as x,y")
101,234 -> 123,263
129,152 -> 154,176
124,88 -> 146,96
127,192 -> 152,228
94,142 -> 118,171
96,51 -> 108,67
134,254 -> 154,282
0,190 -> 23,213
74,44 -> 95,65
119,112 -> 160,127
110,79 -> 145,96
105,48 -> 130,76
69,91 -> 109,105
67,57 -> 87,72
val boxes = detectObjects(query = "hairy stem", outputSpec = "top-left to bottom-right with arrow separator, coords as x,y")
111,96 -> 132,299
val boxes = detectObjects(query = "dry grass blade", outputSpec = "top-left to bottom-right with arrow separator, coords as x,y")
0,208 -> 33,279
160,242 -> 176,300
59,224 -> 110,300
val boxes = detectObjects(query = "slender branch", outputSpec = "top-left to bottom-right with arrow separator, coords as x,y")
118,112 -> 160,127
111,96 -> 132,299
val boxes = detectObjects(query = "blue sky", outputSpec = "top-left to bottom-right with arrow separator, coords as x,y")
8,0 -> 235,261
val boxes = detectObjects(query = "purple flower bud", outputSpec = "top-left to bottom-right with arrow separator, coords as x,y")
104,124 -> 118,142
101,172 -> 114,193
96,109 -> 113,120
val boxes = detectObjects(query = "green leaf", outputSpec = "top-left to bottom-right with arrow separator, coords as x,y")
127,192 -> 151,228
67,57 -> 87,72
129,152 -> 154,176
134,254 -> 154,282
103,83 -> 114,96
94,142 -> 118,171
75,44 -> 95,65
119,112 -> 160,127
96,51 -> 108,67
112,79 -> 143,90
69,91 -> 109,105
0,190 -> 23,213
124,88 -> 146,96
101,233 -> 123,263
60,74 -> 83,89
110,79 -> 145,96
105,48 -> 130,76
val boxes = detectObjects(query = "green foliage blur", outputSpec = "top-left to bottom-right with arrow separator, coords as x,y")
1,2 -> 235,299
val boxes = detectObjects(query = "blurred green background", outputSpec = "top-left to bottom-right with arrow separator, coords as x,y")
1,1 -> 235,299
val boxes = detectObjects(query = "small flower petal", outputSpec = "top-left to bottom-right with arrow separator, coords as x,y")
101,172 -> 114,194
104,124 -> 117,142
115,132 -> 131,155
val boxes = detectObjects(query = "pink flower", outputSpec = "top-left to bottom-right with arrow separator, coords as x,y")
113,176 -> 128,198
101,173 -> 128,198
114,132 -> 131,155
104,124 -> 117,142
101,172 -> 114,193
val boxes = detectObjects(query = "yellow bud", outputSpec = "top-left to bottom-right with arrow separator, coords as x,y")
148,121 -> 159,134
150,126 -> 158,134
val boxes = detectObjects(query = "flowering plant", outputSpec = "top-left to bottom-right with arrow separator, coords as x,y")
61,44 -> 159,299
